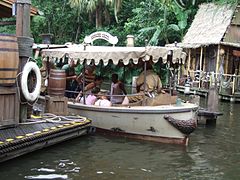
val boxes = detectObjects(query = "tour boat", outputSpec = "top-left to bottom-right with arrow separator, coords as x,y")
41,33 -> 198,145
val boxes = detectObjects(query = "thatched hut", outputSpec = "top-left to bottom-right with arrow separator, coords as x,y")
173,3 -> 240,100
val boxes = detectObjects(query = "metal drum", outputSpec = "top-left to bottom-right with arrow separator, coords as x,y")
0,34 -> 19,86
48,69 -> 66,96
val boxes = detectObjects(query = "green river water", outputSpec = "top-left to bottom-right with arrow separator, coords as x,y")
0,99 -> 240,180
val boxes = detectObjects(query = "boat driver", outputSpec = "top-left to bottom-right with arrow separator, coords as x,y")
136,62 -> 165,97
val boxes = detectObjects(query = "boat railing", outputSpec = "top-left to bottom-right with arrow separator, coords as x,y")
65,88 -> 145,102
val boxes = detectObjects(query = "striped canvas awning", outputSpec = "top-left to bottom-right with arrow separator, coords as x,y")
41,45 -> 186,66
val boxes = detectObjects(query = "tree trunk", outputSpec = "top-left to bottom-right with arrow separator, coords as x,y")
75,12 -> 81,43
95,3 -> 103,28
104,9 -> 111,25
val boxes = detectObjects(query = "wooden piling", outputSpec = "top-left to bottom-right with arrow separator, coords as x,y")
16,0 -> 33,122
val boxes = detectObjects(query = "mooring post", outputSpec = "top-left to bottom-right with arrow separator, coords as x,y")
207,84 -> 219,113
205,83 -> 219,125
16,0 -> 34,122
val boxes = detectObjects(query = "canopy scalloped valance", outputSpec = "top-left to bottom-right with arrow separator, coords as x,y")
41,45 -> 186,66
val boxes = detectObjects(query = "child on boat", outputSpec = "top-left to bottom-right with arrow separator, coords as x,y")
110,73 -> 127,104
85,87 -> 100,105
94,92 -> 112,107
75,76 -> 103,102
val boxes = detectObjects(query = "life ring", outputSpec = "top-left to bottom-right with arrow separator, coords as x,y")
21,61 -> 41,102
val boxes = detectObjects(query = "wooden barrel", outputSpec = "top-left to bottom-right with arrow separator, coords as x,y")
48,69 -> 66,96
0,34 -> 19,86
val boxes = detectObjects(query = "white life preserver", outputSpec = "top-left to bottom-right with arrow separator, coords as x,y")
21,61 -> 41,102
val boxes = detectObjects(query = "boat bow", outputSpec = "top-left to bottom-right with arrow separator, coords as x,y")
164,115 -> 197,135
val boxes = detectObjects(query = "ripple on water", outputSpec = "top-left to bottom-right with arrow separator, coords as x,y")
31,168 -> 56,173
24,174 -> 68,179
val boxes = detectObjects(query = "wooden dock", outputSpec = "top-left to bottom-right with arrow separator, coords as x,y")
0,116 -> 91,163
177,85 -> 240,103
176,85 -> 208,97
197,108 -> 223,125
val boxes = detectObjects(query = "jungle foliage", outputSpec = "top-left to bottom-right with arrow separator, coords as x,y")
29,0 -> 238,46
0,0 -> 238,84
1,0 -> 238,45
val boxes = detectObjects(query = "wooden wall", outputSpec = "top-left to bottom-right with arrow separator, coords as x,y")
0,87 -> 19,128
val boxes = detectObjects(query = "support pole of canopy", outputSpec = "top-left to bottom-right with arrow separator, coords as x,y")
82,61 -> 86,104
123,63 -> 126,84
143,60 -> 147,106
203,47 -> 206,72
177,63 -> 180,85
199,47 -> 203,88
215,44 -> 221,78
187,49 -> 191,75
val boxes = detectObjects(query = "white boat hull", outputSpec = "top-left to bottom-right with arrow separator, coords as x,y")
68,102 -> 198,145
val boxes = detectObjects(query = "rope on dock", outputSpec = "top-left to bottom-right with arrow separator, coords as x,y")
20,113 -> 88,125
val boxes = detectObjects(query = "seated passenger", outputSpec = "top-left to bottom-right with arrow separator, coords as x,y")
94,94 -> 112,107
110,73 -> 127,104
75,76 -> 103,102
85,87 -> 100,105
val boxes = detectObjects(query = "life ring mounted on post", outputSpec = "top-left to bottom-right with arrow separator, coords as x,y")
21,61 -> 41,102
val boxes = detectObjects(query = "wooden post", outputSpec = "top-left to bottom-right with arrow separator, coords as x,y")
203,47 -> 206,72
199,47 -> 203,88
16,0 -> 32,122
215,44 -> 221,78
225,48 -> 229,74
16,0 -> 31,37
232,75 -> 236,95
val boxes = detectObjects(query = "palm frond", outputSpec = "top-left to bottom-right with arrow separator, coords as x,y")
149,27 -> 161,46
167,24 -> 180,31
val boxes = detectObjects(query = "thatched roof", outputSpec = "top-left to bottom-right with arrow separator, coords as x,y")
181,3 -> 236,48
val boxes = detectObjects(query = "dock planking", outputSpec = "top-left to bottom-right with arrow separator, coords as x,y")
0,118 -> 92,163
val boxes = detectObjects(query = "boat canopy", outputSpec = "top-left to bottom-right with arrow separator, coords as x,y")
41,45 -> 187,66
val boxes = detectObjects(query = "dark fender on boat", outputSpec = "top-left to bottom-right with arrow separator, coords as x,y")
164,115 -> 197,135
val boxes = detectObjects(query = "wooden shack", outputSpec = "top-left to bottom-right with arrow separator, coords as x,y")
174,3 -> 240,102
